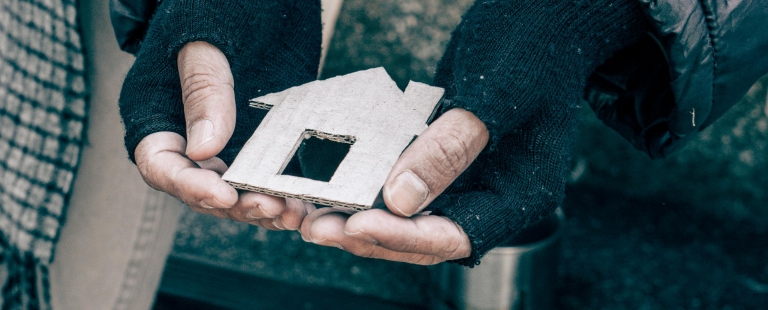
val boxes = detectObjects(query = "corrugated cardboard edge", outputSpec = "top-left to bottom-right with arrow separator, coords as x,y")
227,181 -> 368,212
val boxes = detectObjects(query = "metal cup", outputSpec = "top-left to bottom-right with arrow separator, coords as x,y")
431,208 -> 565,310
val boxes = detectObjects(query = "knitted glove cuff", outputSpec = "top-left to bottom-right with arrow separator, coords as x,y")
431,123 -> 570,266
122,115 -> 187,162
431,192 -> 527,266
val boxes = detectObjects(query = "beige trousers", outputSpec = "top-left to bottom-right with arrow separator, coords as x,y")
47,1 -> 184,309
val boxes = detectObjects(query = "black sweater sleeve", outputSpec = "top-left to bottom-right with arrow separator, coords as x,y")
118,0 -> 322,164
431,0 -> 651,265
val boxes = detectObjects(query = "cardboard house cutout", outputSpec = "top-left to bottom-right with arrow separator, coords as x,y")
222,67 -> 444,212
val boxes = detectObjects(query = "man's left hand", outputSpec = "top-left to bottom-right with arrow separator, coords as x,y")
299,108 -> 488,264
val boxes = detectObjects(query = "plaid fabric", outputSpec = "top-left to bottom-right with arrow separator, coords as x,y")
0,0 -> 87,308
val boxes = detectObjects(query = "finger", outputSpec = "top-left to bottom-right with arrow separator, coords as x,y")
135,132 -> 238,209
344,209 -> 471,260
228,192 -> 287,222
304,201 -> 317,214
188,196 -> 284,230
383,108 -> 488,216
188,204 -> 236,220
226,196 -> 307,230
305,212 -> 445,265
194,157 -> 228,175
177,41 -> 236,161
300,207 -> 339,241
273,198 -> 310,230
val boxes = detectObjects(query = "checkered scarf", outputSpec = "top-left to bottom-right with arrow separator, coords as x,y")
0,0 -> 88,308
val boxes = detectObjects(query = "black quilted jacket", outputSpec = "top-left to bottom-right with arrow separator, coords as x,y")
585,1 -> 768,157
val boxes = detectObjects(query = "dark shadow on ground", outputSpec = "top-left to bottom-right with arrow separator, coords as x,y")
557,184 -> 768,309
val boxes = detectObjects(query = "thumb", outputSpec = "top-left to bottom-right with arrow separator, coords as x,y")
383,108 -> 489,217
177,41 -> 236,161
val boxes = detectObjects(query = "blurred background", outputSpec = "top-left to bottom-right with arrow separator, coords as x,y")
152,1 -> 768,309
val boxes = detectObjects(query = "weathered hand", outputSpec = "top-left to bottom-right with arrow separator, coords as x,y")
299,109 -> 489,264
118,0 -> 320,228
133,42 -> 312,230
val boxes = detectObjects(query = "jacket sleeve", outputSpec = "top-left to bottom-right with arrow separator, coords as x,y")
586,0 -> 768,159
110,0 -> 158,54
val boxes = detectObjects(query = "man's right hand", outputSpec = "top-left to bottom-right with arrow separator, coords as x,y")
133,42 -> 313,231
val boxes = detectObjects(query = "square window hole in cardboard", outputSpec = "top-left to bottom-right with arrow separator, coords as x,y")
222,67 -> 443,212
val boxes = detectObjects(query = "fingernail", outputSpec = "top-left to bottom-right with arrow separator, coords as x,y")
246,205 -> 262,219
345,230 -> 378,245
272,217 -> 286,230
187,119 -> 214,153
301,234 -> 310,242
386,170 -> 428,216
200,201 -> 214,209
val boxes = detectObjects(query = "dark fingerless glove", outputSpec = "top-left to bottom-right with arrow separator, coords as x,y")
119,0 -> 322,163
431,0 -> 652,266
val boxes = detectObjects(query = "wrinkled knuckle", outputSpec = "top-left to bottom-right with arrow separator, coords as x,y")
136,162 -> 155,186
181,71 -> 232,108
140,172 -> 163,192
424,131 -> 471,178
182,75 -> 217,106
392,237 -> 422,254
134,148 -> 153,176
136,154 -> 166,192
408,241 -> 426,254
